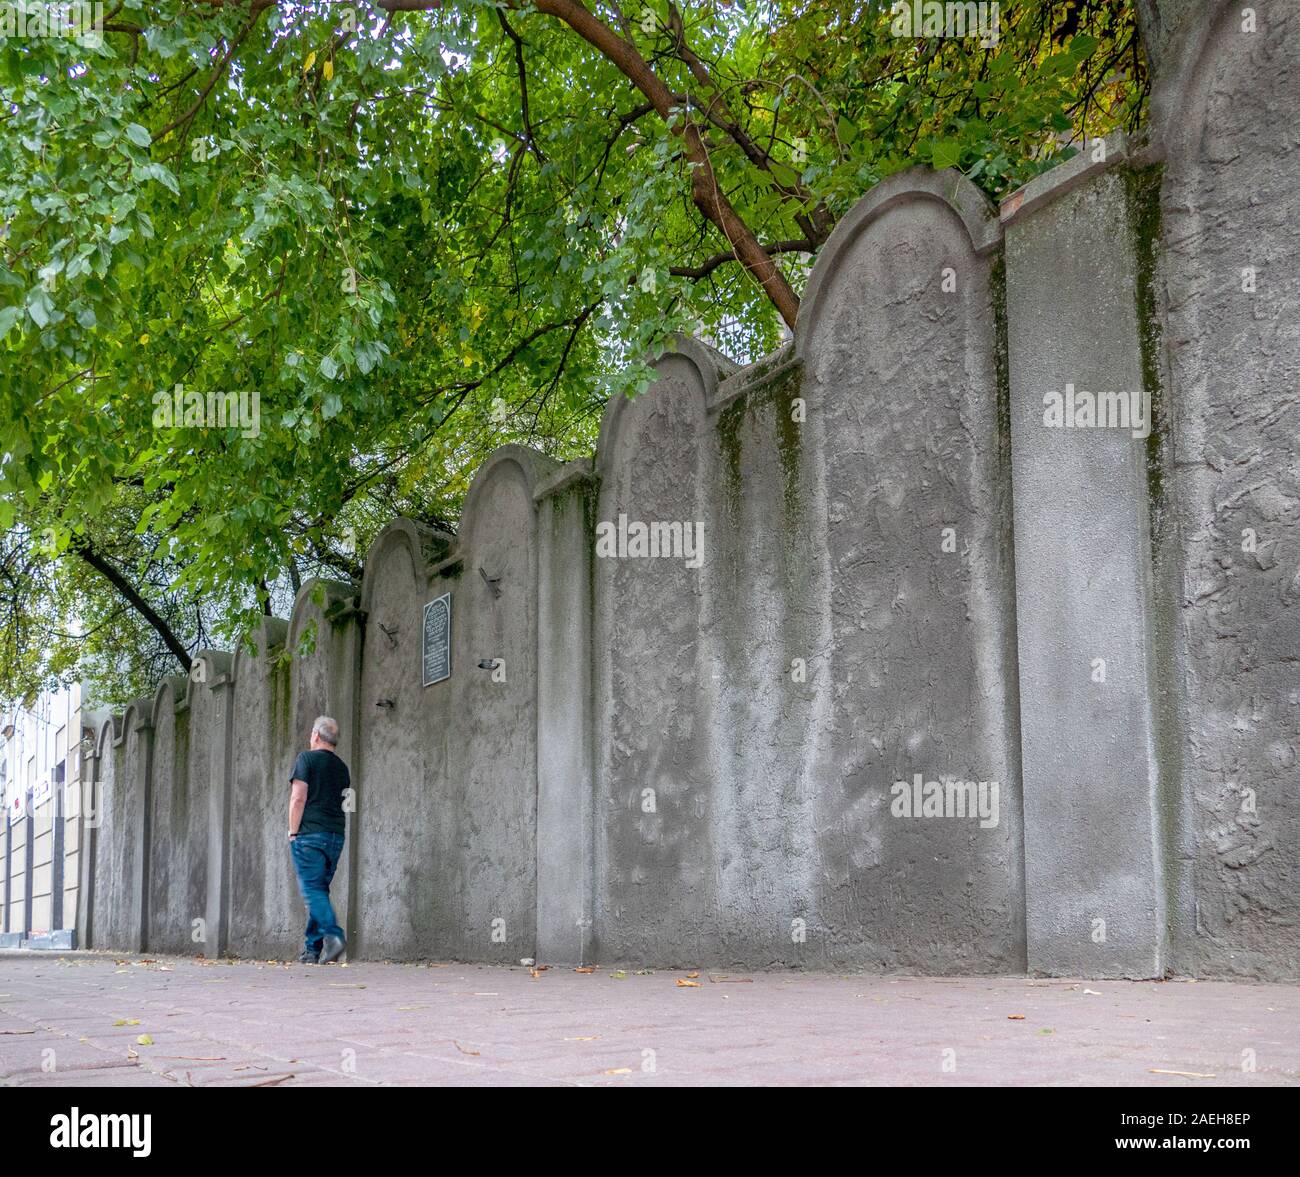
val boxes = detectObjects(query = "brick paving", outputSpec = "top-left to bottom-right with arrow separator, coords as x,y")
1,951 -> 1297,1087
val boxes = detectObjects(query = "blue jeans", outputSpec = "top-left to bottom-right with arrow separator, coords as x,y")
290,831 -> 345,955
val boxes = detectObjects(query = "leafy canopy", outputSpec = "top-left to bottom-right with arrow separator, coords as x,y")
0,0 -> 1146,705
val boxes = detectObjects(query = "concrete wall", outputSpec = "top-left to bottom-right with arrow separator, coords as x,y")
87,705 -> 149,952
226,620 -> 295,960
800,171 -> 1024,973
355,448 -> 551,962
146,677 -> 199,955
55,4 -> 1300,977
1004,137 -> 1170,979
1150,0 -> 1300,980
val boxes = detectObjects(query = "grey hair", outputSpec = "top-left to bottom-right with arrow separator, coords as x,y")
312,716 -> 340,747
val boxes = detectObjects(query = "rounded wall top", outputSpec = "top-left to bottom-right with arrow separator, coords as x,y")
1146,0 -> 1248,165
288,578 -> 358,641
459,445 -> 562,543
94,713 -> 123,758
794,166 -> 1001,361
359,518 -> 453,613
230,616 -> 290,682
183,650 -> 234,709
150,675 -> 188,727
595,334 -> 733,478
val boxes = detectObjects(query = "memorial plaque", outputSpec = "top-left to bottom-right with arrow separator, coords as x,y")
422,592 -> 452,686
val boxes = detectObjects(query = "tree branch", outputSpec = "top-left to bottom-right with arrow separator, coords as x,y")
521,0 -> 801,328
70,538 -> 192,673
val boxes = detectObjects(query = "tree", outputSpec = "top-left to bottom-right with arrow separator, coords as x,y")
0,0 -> 1147,705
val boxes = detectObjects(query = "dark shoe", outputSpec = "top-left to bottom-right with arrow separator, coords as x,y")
320,934 -> 346,965
298,950 -> 319,964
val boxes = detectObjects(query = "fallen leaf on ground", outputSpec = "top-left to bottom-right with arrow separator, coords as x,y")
453,1041 -> 480,1056
328,983 -> 366,989
574,966 -> 596,974
530,968 -> 542,979
686,970 -> 700,979
604,1067 -> 632,1075
1007,1014 -> 1026,1020
565,1036 -> 599,1042
113,1019 -> 140,1026
676,978 -> 701,988
1149,1068 -> 1215,1079
251,1074 -> 295,1087
136,1034 -> 153,1045
610,971 -> 627,980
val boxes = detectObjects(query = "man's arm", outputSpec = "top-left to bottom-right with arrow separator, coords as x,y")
289,779 -> 307,839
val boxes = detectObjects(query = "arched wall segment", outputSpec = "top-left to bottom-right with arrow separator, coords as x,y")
146,676 -> 200,955
355,520 -> 442,959
88,700 -> 150,952
226,619 -> 293,959
699,343 -> 825,966
796,166 -> 1002,360
800,167 -> 1022,970
356,450 -> 553,962
81,716 -> 121,948
1154,0 -> 1300,979
592,340 -> 724,963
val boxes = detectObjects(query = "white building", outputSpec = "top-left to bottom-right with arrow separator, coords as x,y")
0,683 -> 91,947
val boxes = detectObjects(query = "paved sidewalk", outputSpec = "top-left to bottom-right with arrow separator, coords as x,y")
1,951 -> 1297,1086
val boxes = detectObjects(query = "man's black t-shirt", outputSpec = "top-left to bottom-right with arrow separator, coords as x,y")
290,749 -> 350,836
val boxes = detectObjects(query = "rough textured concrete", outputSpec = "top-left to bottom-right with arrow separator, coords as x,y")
799,170 -> 1023,973
593,343 -> 723,965
226,621 -> 295,961
1004,159 -> 1166,978
86,706 -> 150,954
355,519 -> 439,960
2,951 -> 1296,1087
145,677 -> 201,956
1152,0 -> 1300,981
535,462 -> 596,966
357,448 -> 552,963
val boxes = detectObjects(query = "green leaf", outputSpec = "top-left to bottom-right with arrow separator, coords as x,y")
125,123 -> 152,148
930,139 -> 962,170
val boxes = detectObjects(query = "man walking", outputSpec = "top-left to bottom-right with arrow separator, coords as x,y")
288,716 -> 350,964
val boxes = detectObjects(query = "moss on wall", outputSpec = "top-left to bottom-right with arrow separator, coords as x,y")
1125,163 -> 1168,536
